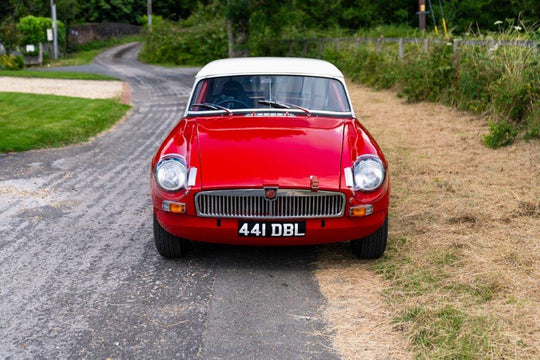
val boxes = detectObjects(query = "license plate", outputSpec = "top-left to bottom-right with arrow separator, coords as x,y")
238,221 -> 306,237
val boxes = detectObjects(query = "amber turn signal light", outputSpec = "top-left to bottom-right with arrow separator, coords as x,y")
162,201 -> 186,213
349,204 -> 373,217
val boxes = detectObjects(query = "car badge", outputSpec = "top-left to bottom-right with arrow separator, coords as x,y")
264,187 -> 278,201
310,175 -> 319,192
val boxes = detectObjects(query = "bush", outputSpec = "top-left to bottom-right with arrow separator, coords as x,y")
483,121 -> 518,148
399,44 -> 454,102
16,16 -> 66,47
320,37 -> 538,147
524,104 -> 540,140
0,54 -> 24,70
139,18 -> 227,65
0,18 -> 20,54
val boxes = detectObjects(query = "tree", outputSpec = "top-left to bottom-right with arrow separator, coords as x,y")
0,17 -> 21,53
225,0 -> 251,57
16,15 -> 65,46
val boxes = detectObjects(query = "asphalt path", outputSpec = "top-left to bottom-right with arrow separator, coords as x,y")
0,44 -> 339,359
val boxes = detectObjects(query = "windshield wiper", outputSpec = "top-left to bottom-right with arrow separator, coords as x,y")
192,103 -> 232,116
257,100 -> 290,109
257,100 -> 311,116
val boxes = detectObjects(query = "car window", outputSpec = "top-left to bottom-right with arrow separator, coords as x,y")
190,75 -> 351,113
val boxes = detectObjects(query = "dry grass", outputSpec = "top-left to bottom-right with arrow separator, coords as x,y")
316,82 -> 539,359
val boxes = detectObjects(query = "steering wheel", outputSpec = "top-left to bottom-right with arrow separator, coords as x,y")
214,97 -> 250,109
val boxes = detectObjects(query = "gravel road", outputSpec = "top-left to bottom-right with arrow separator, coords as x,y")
0,43 -> 338,359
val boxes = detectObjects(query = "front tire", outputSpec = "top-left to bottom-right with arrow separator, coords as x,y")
351,215 -> 388,259
153,213 -> 189,258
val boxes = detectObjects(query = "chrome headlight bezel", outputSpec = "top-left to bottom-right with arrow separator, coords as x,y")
352,155 -> 386,192
154,154 -> 189,192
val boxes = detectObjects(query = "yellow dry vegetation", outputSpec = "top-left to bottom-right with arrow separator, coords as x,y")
317,82 -> 539,359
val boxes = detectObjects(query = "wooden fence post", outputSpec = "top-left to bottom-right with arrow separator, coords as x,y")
38,43 -> 44,66
398,38 -> 404,59
453,39 -> 460,101
453,39 -> 460,66
376,38 -> 382,53
424,38 -> 429,53
487,39 -> 494,56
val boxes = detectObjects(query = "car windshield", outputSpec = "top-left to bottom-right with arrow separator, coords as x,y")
188,75 -> 351,114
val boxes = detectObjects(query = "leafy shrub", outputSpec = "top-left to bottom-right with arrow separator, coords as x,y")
0,54 -> 24,70
524,104 -> 540,140
0,18 -> 20,54
139,18 -> 227,65
454,48 -> 499,113
490,57 -> 540,122
16,16 -> 66,46
13,54 -> 24,69
483,121 -> 518,148
320,37 -> 538,147
399,44 -> 454,102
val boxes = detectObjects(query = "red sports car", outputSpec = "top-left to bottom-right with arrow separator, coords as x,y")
151,57 -> 389,258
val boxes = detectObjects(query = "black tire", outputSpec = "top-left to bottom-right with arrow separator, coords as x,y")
351,215 -> 388,259
153,213 -> 189,258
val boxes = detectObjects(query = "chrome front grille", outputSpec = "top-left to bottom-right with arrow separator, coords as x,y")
195,189 -> 346,219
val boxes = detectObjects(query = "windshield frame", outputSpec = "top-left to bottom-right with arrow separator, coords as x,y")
184,74 -> 355,118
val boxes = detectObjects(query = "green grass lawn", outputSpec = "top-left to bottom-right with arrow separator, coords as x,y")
0,70 -> 117,81
0,92 -> 130,152
51,48 -> 104,67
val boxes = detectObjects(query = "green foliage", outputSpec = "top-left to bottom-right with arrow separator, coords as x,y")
16,15 -> 42,45
403,305 -> 495,359
398,44 -> 454,102
0,54 -> 24,70
524,105 -> 540,140
441,0 -> 540,33
0,18 -> 20,54
84,0 -> 144,24
323,46 -> 400,89
483,121 -> 518,149
139,17 -> 227,65
16,16 -> 66,46
319,33 -> 538,147
1,0 -> 539,33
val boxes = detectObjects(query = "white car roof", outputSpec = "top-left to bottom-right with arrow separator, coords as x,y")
196,57 -> 345,79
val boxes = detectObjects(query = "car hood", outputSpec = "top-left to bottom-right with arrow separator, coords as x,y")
195,116 -> 346,190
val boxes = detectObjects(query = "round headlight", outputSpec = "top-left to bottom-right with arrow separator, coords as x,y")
353,156 -> 385,191
155,156 -> 188,191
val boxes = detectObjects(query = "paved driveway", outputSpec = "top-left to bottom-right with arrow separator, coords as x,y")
0,44 -> 338,359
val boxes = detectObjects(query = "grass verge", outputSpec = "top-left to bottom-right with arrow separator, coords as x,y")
316,83 -> 539,359
0,92 -> 130,152
0,70 -> 116,81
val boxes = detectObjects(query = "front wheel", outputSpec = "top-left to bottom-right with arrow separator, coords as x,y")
153,213 -> 190,258
351,215 -> 388,259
